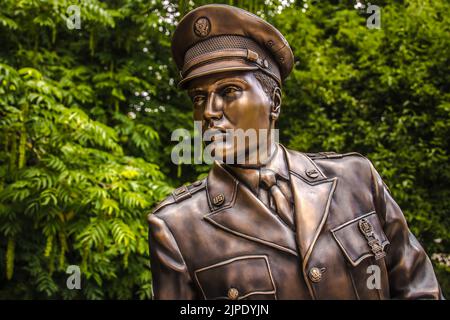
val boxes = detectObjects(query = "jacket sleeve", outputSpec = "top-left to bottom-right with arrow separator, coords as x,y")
148,213 -> 198,300
369,161 -> 443,299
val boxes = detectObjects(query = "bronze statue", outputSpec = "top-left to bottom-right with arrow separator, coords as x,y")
148,4 -> 442,300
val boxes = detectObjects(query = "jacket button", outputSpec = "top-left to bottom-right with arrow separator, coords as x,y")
309,267 -> 324,283
305,169 -> 319,179
228,287 -> 239,300
192,180 -> 202,187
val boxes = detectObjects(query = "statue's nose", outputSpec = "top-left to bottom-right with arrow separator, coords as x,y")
203,92 -> 223,123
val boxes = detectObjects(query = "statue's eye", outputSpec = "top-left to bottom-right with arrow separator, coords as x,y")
222,86 -> 240,97
193,95 -> 206,104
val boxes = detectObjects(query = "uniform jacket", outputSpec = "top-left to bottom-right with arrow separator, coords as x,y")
148,145 -> 442,300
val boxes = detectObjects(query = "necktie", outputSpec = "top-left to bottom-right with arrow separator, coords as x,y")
259,168 -> 295,230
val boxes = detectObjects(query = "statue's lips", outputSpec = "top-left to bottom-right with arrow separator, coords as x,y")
205,128 -> 229,142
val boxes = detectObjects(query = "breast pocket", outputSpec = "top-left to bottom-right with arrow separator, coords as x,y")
331,211 -> 391,299
194,255 -> 277,300
331,211 -> 390,267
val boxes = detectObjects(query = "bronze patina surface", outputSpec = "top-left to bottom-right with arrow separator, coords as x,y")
148,4 -> 442,300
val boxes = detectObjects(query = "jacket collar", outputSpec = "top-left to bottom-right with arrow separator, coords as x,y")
223,144 -> 289,194
204,144 -> 337,264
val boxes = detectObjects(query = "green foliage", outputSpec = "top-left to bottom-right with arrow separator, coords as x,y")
0,0 -> 172,299
0,0 -> 448,298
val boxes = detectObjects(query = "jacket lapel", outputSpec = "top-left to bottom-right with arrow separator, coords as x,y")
282,146 -> 338,267
204,162 -> 298,256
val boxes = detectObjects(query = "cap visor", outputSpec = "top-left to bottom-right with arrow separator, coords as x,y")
178,59 -> 259,88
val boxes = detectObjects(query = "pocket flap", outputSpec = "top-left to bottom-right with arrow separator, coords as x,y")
194,255 -> 276,300
331,211 -> 390,267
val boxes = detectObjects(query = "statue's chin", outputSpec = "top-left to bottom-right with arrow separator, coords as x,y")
208,144 -> 236,165
213,146 -> 263,167
206,139 -> 269,166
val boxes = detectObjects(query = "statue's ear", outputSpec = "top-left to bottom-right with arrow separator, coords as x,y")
270,87 -> 282,121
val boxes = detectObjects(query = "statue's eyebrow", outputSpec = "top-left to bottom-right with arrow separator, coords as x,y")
187,88 -> 205,96
187,78 -> 248,96
214,78 -> 248,87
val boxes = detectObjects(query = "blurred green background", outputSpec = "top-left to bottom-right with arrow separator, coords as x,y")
0,0 -> 448,299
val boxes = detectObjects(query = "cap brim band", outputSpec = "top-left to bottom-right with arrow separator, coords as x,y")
178,59 -> 280,88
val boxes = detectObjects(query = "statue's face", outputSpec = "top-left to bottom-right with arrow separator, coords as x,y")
187,70 -> 275,165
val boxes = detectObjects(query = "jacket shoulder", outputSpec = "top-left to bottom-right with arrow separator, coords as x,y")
305,151 -> 367,161
283,147 -> 373,182
306,151 -> 370,167
147,178 -> 207,222
304,151 -> 374,181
